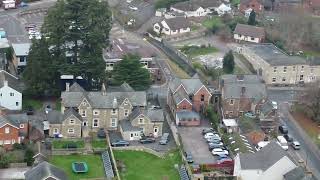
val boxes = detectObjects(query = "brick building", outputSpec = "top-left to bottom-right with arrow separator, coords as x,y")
239,0 -> 264,13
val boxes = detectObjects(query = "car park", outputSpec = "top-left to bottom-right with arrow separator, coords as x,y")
284,134 -> 293,143
206,135 -> 221,142
292,141 -> 301,150
207,138 -> 223,144
111,140 -> 129,147
212,148 -> 229,156
279,125 -> 288,134
184,152 -> 194,163
139,137 -> 156,144
202,128 -> 216,135
204,132 -> 220,139
208,143 -> 223,151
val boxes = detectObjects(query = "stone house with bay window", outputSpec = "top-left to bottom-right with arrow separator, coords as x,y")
52,82 -> 163,140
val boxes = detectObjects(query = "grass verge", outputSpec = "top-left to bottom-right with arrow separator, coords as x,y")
22,97 -> 43,110
180,45 -> 218,58
114,150 -> 181,180
50,155 -> 105,180
166,59 -> 190,79
92,139 -> 107,148
52,139 -> 85,149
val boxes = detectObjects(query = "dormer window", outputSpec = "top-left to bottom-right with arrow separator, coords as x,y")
139,118 -> 144,124
124,100 -> 128,105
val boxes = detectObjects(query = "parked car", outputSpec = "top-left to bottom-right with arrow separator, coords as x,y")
209,143 -> 223,151
217,154 -> 229,160
202,128 -> 216,135
159,133 -> 169,145
284,134 -> 293,143
279,125 -> 288,134
244,112 -> 256,118
128,5 -> 138,10
184,152 -> 194,163
204,132 -> 220,139
26,106 -> 34,115
111,140 -> 129,147
208,140 -> 223,146
45,105 -> 52,114
206,135 -> 221,142
139,138 -> 156,144
291,141 -> 301,150
212,148 -> 229,156
149,105 -> 161,110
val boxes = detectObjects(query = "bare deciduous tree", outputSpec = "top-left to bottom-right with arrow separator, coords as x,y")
299,81 -> 320,124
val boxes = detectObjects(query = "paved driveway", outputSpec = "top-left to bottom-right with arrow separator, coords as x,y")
179,126 -> 217,164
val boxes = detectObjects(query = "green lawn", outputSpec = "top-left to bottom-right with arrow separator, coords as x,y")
51,155 -> 105,180
55,100 -> 61,112
22,97 -> 43,110
52,139 -> 85,149
92,139 -> 107,148
180,45 -> 218,58
202,17 -> 223,29
114,150 -> 181,180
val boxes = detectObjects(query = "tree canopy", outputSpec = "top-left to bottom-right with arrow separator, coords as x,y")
223,50 -> 235,74
23,0 -> 112,96
112,54 -> 151,91
248,10 -> 256,25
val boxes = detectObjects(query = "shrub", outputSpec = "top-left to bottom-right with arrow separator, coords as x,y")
25,148 -> 34,166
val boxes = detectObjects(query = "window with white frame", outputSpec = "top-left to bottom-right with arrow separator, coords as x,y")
111,118 -> 117,127
283,66 -> 287,73
124,109 -> 129,117
5,127 -> 9,134
4,140 -> 11,145
301,66 -> 304,72
112,109 -> 117,115
300,75 -> 304,81
20,124 -> 24,128
54,128 -> 59,134
134,133 -> 139,137
93,110 -> 100,115
230,99 -> 234,105
69,119 -> 75,124
12,139 -> 15,144
93,119 -> 99,127
273,67 -> 277,72
10,93 -> 14,96
139,118 -> 144,124
272,77 -> 276,82
81,110 -> 86,117
282,77 -> 286,82
293,66 -> 296,71
68,128 -> 74,134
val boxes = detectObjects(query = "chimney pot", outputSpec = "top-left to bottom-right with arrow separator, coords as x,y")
66,82 -> 70,92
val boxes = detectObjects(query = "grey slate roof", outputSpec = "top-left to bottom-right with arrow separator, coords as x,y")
61,82 -> 146,108
164,17 -> 191,31
0,70 -> 24,92
63,108 -> 83,122
0,114 -> 28,128
169,77 -> 204,94
284,166 -> 317,180
129,107 -> 164,122
46,110 -> 63,124
234,24 -> 265,39
172,0 -> 220,11
12,43 -> 31,56
245,44 -> 307,66
260,100 -> 274,115
239,141 -> 295,171
24,161 -> 67,180
107,83 -> 134,92
221,75 -> 266,99
120,120 -> 141,132
176,111 -> 200,120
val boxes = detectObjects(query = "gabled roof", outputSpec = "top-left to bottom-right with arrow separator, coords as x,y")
46,110 -> 63,124
239,141 -> 295,171
120,119 -> 141,132
0,70 -> 24,92
163,17 -> 191,31
234,23 -> 265,39
69,82 -> 86,92
0,114 -> 28,128
12,43 -> 31,56
169,77 -> 205,94
24,161 -> 67,180
63,108 -> 83,122
129,107 -> 164,122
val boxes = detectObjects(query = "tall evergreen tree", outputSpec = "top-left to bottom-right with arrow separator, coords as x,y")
23,38 -> 59,96
248,10 -> 256,25
112,54 -> 151,91
223,50 -> 235,74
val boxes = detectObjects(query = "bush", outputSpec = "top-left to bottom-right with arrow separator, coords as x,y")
12,143 -> 24,150
25,148 -> 34,166
206,105 -> 219,130
0,155 -> 10,168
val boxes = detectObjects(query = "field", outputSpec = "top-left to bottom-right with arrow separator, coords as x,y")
113,150 -> 181,180
180,45 -> 218,58
51,155 -> 105,180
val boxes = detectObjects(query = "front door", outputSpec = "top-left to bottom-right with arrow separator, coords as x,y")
153,126 -> 159,137
130,133 -> 134,140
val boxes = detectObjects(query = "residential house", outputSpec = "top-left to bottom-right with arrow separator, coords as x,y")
103,38 -> 160,80
234,24 -> 265,43
0,70 -> 23,110
220,75 -> 267,118
46,108 -> 83,138
170,0 -> 222,17
222,119 -> 239,133
25,161 -> 67,180
153,17 -> 191,36
155,8 -> 167,17
120,107 -> 164,140
255,99 -> 277,131
12,43 -> 31,74
234,141 -> 297,180
0,114 -> 29,149
167,75 -> 212,126
239,0 -> 264,13
59,82 -> 164,139
238,43 -> 320,85
215,3 -> 232,16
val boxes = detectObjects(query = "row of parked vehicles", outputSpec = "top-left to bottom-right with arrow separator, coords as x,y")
111,133 -> 170,147
278,125 -> 301,150
202,128 -> 232,161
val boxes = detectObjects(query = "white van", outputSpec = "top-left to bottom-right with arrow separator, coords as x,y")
255,141 -> 270,151
277,136 -> 288,150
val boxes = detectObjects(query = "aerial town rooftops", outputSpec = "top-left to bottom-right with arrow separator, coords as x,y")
234,24 -> 265,39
